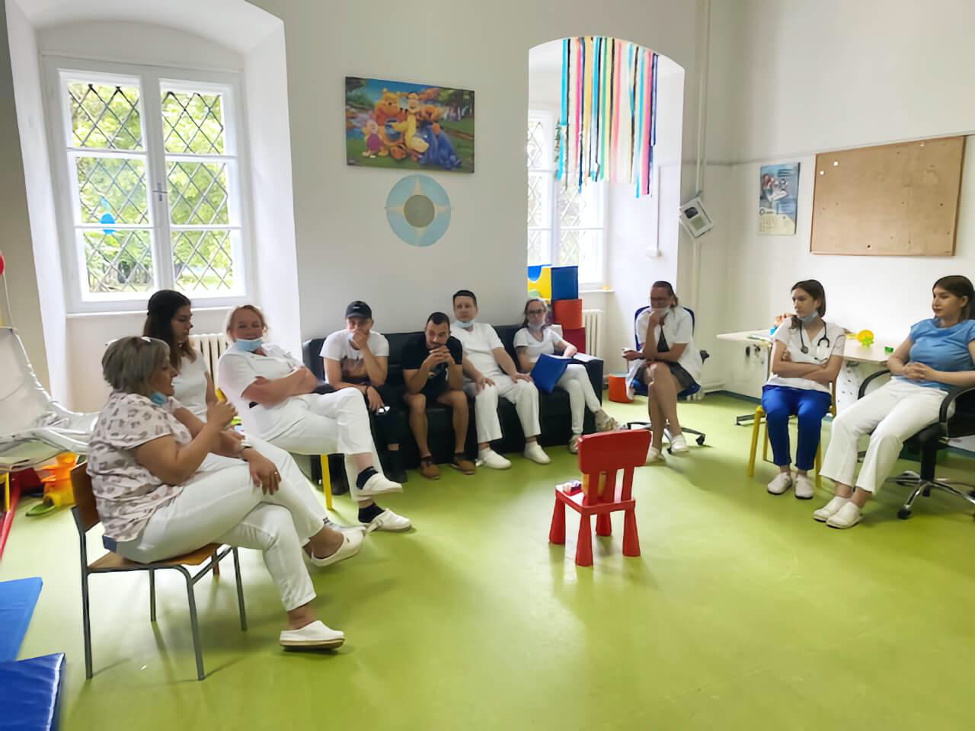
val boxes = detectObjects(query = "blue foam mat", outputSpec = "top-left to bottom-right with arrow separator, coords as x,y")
0,577 -> 43,662
0,653 -> 65,730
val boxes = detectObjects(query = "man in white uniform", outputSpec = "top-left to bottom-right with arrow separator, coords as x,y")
450,290 -> 550,469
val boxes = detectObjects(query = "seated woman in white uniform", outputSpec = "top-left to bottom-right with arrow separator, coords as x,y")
622,281 -> 703,463
88,337 -> 362,650
217,305 -> 410,533
513,298 -> 618,453
815,275 -> 975,529
144,290 -> 361,534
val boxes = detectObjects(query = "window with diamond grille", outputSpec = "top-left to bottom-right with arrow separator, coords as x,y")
54,66 -> 249,309
527,112 -> 604,287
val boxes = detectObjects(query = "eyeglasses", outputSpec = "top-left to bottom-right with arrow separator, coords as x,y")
527,309 -> 546,315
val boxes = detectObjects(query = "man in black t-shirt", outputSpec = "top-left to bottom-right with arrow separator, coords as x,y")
402,312 -> 475,479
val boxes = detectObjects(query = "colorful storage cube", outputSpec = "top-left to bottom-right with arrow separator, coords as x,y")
562,326 -> 586,353
527,265 -> 552,301
552,299 -> 583,329
550,265 -> 578,301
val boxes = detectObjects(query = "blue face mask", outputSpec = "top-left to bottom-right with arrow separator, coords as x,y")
455,319 -> 474,330
149,392 -> 167,406
233,338 -> 263,353
798,311 -> 819,324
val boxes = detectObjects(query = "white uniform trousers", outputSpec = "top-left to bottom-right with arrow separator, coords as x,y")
463,376 -> 541,444
557,363 -> 602,435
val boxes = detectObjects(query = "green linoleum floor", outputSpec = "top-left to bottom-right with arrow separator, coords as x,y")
1,394 -> 973,730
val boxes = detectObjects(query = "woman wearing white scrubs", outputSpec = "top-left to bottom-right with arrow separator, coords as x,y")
513,298 -> 617,453
90,336 -> 361,649
218,305 -> 410,533
144,291 -> 362,534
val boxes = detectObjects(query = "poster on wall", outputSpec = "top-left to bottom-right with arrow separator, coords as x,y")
758,162 -> 800,235
345,76 -> 474,173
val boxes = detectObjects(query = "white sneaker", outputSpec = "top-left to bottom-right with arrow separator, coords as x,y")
478,449 -> 512,470
794,474 -> 814,500
595,411 -> 618,432
306,530 -> 363,568
645,445 -> 665,464
568,435 -> 582,454
668,433 -> 689,454
767,472 -> 793,495
813,496 -> 849,522
323,517 -> 367,535
826,501 -> 863,529
279,620 -> 345,649
524,442 -> 551,464
361,508 -> 412,533
358,472 -> 403,497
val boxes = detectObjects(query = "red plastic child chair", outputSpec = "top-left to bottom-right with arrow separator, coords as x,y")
548,429 -> 651,567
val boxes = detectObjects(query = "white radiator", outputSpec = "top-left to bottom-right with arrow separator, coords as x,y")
189,333 -> 228,375
582,309 -> 603,355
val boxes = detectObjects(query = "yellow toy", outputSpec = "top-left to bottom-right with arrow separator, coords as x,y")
527,265 -> 552,300
856,329 -> 874,347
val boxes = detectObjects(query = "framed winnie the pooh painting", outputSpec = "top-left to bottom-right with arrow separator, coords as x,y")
345,76 -> 475,173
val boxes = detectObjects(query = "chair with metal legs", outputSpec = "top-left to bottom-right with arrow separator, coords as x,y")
858,371 -> 975,519
70,464 -> 247,681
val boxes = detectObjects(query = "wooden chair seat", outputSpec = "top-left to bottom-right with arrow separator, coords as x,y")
89,544 -> 222,572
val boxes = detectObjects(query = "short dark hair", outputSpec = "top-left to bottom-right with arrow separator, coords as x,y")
427,312 -> 451,327
144,289 -> 195,368
452,289 -> 477,307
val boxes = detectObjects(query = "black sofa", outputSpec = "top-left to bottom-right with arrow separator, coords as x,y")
301,324 -> 604,470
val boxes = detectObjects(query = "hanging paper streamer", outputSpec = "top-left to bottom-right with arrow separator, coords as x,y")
558,37 -> 658,198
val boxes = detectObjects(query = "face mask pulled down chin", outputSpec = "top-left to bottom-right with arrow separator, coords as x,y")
149,392 -> 167,406
233,337 -> 263,352
798,311 -> 819,324
527,321 -> 545,332
455,319 -> 475,330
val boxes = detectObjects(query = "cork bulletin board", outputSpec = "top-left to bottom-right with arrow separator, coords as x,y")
810,136 -> 965,256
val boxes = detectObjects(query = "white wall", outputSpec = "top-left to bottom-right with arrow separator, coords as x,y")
1,0 -> 52,390
248,0 -> 703,342
67,307 -> 230,411
244,25 -> 302,355
697,0 -> 976,397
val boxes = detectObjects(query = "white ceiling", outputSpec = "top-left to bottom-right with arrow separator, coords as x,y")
14,0 -> 281,53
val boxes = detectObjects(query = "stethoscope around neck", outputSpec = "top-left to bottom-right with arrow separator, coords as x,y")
799,326 -> 830,357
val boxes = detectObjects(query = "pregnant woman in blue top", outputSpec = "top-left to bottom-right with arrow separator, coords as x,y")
816,275 -> 975,529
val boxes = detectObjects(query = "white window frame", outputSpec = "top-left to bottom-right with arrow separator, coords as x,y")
44,56 -> 255,313
528,108 -> 607,290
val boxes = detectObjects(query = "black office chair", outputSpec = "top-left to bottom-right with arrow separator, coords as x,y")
625,306 -> 709,451
859,371 -> 975,519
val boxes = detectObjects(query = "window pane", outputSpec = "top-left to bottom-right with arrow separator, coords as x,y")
528,230 -> 550,266
558,184 -> 602,228
527,173 -> 548,227
68,82 -> 142,150
558,229 -> 601,284
527,118 -> 548,169
167,162 -> 229,225
172,230 -> 234,293
75,157 -> 148,225
83,230 -> 154,294
161,90 -> 225,155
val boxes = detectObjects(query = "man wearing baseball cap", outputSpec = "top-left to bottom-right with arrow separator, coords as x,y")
322,300 -> 410,530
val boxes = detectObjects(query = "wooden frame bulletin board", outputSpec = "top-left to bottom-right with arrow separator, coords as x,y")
810,136 -> 966,256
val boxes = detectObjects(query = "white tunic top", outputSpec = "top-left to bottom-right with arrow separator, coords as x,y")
217,344 -> 309,441
513,327 -> 564,365
451,322 -> 506,379
626,306 -> 703,394
171,352 -> 209,418
765,319 -> 846,394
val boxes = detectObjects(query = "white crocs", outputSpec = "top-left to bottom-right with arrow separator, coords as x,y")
306,530 -> 363,569
279,620 -> 345,649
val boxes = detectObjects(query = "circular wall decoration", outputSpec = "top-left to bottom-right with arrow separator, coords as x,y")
385,174 -> 451,247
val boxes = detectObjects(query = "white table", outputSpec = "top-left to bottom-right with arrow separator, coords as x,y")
716,329 -> 892,424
